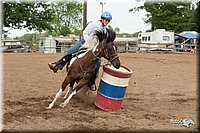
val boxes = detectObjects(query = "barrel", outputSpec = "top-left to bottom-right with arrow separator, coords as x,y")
95,64 -> 133,112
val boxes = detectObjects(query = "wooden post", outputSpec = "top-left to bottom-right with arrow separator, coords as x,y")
83,0 -> 87,30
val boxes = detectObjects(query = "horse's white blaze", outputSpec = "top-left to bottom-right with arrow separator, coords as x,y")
60,90 -> 77,108
47,88 -> 63,109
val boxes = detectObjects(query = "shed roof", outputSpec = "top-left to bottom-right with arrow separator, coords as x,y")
179,31 -> 200,39
181,32 -> 199,39
55,37 -> 78,43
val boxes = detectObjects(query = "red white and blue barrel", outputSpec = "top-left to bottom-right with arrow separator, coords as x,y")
95,64 -> 133,112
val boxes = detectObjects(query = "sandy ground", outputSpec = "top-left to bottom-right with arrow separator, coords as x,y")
2,52 -> 198,132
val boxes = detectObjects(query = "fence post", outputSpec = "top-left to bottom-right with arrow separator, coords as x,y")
125,42 -> 129,52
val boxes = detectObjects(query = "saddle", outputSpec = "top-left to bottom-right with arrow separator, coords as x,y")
72,48 -> 88,58
66,48 -> 88,72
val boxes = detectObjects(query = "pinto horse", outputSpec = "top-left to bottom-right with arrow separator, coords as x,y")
47,29 -> 120,109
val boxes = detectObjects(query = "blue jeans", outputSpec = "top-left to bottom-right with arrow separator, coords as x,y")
63,39 -> 85,57
56,39 -> 85,70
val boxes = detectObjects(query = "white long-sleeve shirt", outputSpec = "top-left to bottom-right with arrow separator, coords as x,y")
83,20 -> 107,41
81,20 -> 107,50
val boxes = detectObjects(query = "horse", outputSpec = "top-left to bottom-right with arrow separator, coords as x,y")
47,29 -> 121,109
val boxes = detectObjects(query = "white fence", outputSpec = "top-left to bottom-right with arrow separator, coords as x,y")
43,43 -> 198,54
116,43 -> 198,53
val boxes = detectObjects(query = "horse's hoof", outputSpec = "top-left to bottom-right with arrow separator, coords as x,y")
46,104 -> 53,109
60,103 -> 65,108
46,106 -> 52,109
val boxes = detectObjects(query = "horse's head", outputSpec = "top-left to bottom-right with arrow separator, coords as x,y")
102,41 -> 120,69
93,29 -> 120,69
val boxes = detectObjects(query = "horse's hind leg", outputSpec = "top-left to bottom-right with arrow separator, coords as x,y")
60,79 -> 88,108
46,76 -> 72,109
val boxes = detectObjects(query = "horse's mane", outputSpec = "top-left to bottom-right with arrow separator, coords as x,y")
94,28 -> 116,43
106,29 -> 116,43
94,30 -> 107,42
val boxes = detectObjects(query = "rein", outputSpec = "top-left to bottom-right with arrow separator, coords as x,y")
100,40 -> 109,59
75,39 -> 119,78
109,54 -> 119,62
75,50 -> 99,79
98,41 -> 119,62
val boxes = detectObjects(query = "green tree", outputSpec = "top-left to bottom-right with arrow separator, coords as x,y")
108,25 -> 113,30
49,1 -> 83,36
114,27 -> 120,33
129,1 -> 198,33
3,1 -> 54,32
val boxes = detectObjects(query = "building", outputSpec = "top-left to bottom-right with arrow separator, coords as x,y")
38,36 -> 79,53
1,39 -> 21,47
174,31 -> 199,52
1,39 -> 31,53
175,31 -> 199,45
138,29 -> 174,44
1,39 -> 21,51
114,37 -> 138,52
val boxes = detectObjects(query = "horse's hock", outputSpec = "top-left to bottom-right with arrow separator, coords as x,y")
95,64 -> 133,112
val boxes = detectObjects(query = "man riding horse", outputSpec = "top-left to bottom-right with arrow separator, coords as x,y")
48,12 -> 113,91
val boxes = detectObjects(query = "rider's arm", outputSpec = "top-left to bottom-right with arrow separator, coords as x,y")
83,20 -> 105,41
83,21 -> 96,41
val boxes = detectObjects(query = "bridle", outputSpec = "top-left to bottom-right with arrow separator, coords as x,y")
92,40 -> 119,62
76,39 -> 119,78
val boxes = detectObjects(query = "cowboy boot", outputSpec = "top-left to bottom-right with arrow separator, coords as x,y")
48,54 -> 72,73
48,63 -> 58,73
88,69 -> 97,91
89,84 -> 97,91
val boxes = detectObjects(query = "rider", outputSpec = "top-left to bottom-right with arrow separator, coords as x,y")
48,12 -> 112,90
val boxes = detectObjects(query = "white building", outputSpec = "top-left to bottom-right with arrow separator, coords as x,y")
39,36 -> 79,53
1,39 -> 21,47
115,37 -> 138,42
1,39 -> 22,51
138,29 -> 174,44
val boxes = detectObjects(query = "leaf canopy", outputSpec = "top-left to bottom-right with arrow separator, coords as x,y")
129,1 -> 198,33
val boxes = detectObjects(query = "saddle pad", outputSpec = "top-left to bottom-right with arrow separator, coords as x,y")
72,48 -> 87,58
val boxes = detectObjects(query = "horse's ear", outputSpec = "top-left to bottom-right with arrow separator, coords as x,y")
106,29 -> 116,43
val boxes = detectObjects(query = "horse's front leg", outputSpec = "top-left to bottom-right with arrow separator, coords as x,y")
60,79 -> 88,108
46,76 -> 71,109
63,82 -> 75,99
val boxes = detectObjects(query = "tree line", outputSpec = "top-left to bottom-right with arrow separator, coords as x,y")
3,0 -> 83,38
129,1 -> 199,33
2,0 -> 199,41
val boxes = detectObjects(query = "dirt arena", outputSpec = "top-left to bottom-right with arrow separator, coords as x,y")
2,52 -> 198,132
